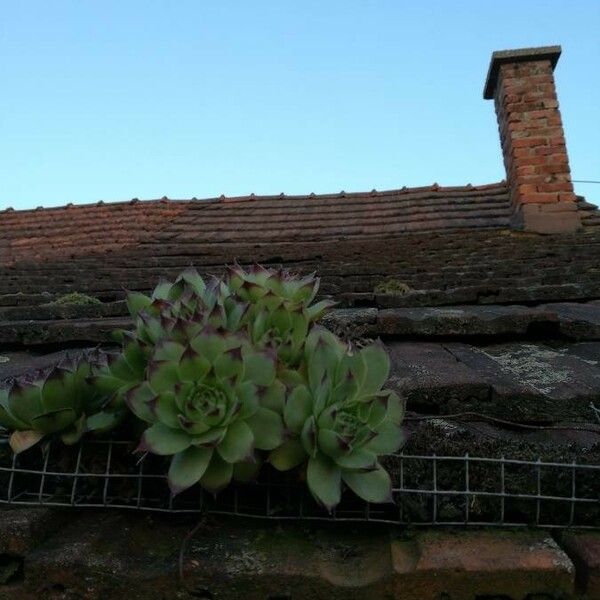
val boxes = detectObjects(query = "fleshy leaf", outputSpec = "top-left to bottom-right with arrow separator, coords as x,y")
147,361 -> 181,394
259,379 -> 286,413
125,383 -> 157,423
236,381 -> 260,419
190,331 -> 227,364
9,430 -> 44,454
126,291 -> 152,318
40,370 -> 78,415
334,447 -> 377,471
153,392 -> 181,429
306,329 -> 342,394
342,464 -> 393,504
233,455 -> 262,482
242,350 -> 275,386
200,453 -> 234,492
0,393 -> 28,430
138,422 -> 191,455
31,408 -> 78,434
153,340 -> 185,363
307,453 -> 341,512
8,382 -> 44,425
300,416 -> 318,457
122,336 -> 149,376
269,438 -> 306,471
86,410 -> 123,433
216,420 -> 254,464
178,347 -> 211,382
151,279 -> 173,301
60,414 -> 87,445
385,391 -> 405,424
284,385 -> 312,434
214,349 -> 243,380
178,268 -> 206,296
356,343 -> 390,399
305,299 -> 336,321
317,428 -> 350,459
365,421 -> 406,454
168,446 -> 213,495
191,427 -> 227,447
246,407 -> 284,451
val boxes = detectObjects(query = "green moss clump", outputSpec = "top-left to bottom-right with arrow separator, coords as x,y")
374,279 -> 412,295
49,292 -> 102,306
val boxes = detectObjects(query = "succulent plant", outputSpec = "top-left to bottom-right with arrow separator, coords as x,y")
120,265 -> 335,368
268,327 -> 405,510
225,264 -> 335,366
91,333 -> 150,405
126,327 -> 285,494
113,268 -> 252,349
0,350 -> 121,453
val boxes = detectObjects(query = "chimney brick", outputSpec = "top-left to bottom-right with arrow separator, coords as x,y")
484,46 -> 580,233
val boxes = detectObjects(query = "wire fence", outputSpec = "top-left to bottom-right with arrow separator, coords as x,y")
1,438 -> 599,529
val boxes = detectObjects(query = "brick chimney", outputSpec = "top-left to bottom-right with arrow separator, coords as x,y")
484,46 -> 580,233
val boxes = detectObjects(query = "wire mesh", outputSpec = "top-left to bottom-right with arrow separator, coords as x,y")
1,438 -> 599,529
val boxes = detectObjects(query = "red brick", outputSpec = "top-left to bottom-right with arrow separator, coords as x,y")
526,192 -> 560,203
513,147 -> 535,158
391,530 -> 574,600
559,192 -> 577,202
518,156 -> 550,166
533,145 -> 557,156
543,99 -> 559,109
547,154 -> 570,165
523,90 -> 550,102
523,109 -> 555,121
561,532 -> 600,597
512,137 -> 547,148
541,182 -> 574,192
534,164 -> 569,176
518,183 -> 538,194
506,100 -> 546,112
516,165 -> 536,176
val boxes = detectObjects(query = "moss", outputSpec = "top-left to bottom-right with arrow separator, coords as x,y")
374,279 -> 412,295
47,292 -> 102,306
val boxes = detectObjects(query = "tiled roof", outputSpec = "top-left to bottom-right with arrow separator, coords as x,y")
156,182 -> 513,244
0,183 -> 512,266
0,198 -> 190,266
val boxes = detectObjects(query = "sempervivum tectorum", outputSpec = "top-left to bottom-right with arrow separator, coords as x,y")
225,264 -> 336,366
0,350 -> 122,453
268,327 -> 406,511
126,327 -> 285,494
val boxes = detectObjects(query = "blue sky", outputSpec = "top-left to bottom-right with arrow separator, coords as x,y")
1,1 -> 599,210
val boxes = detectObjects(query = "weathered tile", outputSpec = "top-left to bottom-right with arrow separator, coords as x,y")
392,530 -> 574,599
385,342 -> 489,411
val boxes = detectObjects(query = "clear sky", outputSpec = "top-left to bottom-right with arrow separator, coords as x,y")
1,1 -> 599,210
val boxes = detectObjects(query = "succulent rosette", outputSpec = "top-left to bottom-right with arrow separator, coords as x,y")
225,264 -> 335,366
0,350 -> 120,453
97,268 -> 247,404
122,267 -> 248,346
126,327 -> 285,494
268,327 -> 405,511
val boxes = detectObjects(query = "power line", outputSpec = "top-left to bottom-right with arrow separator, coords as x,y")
573,179 -> 600,184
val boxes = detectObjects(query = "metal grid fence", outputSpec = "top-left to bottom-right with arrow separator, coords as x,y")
1,438 -> 599,529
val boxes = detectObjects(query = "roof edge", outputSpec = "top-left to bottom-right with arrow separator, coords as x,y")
0,182 -> 508,215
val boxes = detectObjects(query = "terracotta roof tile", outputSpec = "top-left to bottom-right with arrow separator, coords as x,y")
1,182 -> 595,269
0,199 -> 191,266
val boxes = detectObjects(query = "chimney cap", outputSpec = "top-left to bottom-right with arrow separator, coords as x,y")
483,45 -> 562,100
